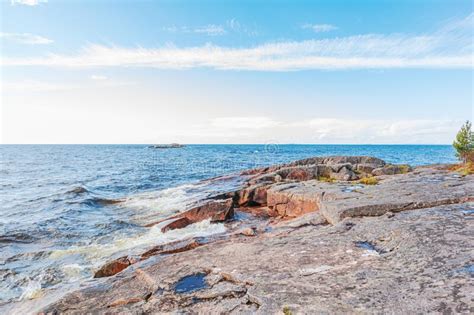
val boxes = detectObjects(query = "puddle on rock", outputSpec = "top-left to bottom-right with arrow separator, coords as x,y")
340,185 -> 364,193
354,241 -> 385,255
459,265 -> 474,274
174,273 -> 208,294
461,209 -> 474,215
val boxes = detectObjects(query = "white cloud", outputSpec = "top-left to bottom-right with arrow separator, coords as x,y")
10,0 -> 47,6
0,32 -> 53,45
226,18 -> 259,36
178,117 -> 462,144
163,24 -> 225,36
2,14 -> 472,71
306,118 -> 459,143
302,23 -> 338,33
90,75 -> 108,80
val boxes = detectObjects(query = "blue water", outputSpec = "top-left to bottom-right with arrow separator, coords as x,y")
0,144 -> 457,310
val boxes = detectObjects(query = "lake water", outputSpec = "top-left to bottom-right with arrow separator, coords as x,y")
0,144 -> 457,312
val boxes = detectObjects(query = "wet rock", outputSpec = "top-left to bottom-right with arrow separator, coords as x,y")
178,199 -> 234,225
161,217 -> 192,233
141,239 -> 203,260
94,256 -> 136,278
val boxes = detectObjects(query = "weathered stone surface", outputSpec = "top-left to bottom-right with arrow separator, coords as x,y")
320,168 -> 472,224
264,167 -> 473,223
47,201 -> 474,314
38,159 -> 474,314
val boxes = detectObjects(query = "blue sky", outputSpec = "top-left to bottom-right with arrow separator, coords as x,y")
1,0 -> 473,144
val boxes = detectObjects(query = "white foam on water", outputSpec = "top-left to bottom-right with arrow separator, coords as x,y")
19,279 -> 43,301
121,183 -> 208,224
49,219 -> 226,269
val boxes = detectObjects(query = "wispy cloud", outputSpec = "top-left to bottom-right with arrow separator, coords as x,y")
226,18 -> 259,36
90,75 -> 108,80
2,14 -> 472,71
163,24 -> 225,36
169,116 -> 462,144
10,0 -> 47,6
302,23 -> 338,33
0,32 -> 53,45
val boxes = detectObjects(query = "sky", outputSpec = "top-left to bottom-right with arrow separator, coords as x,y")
0,0 -> 473,144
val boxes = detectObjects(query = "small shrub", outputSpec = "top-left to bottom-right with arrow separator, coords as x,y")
359,176 -> 378,185
318,176 -> 335,183
453,162 -> 474,176
399,164 -> 410,174
283,306 -> 293,315
453,120 -> 474,164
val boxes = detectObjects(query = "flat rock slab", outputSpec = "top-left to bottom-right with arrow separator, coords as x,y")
267,168 -> 474,224
44,202 -> 474,314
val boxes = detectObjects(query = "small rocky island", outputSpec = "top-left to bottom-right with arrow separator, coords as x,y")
44,156 -> 473,314
148,143 -> 185,149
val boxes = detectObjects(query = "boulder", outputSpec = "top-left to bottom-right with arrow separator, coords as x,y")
372,164 -> 412,176
277,166 -> 318,181
355,163 -> 378,174
266,182 -> 324,218
94,256 -> 136,278
237,184 -> 268,206
180,199 -> 234,223
331,166 -> 357,181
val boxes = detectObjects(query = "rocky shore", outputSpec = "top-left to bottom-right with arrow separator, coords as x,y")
42,156 -> 473,314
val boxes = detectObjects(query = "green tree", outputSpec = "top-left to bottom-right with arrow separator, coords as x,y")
453,120 -> 474,164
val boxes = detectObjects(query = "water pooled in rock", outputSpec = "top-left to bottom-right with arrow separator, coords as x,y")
174,273 -> 208,294
354,241 -> 384,254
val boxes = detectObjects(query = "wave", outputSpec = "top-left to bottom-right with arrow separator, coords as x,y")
65,186 -> 89,195
0,233 -> 37,245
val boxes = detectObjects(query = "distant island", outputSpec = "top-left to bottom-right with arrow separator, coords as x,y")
148,143 -> 185,149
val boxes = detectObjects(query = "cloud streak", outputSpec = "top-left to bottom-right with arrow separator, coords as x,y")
170,117 -> 462,144
10,0 -> 47,6
163,24 -> 226,36
2,14 -> 472,71
302,23 -> 338,33
0,32 -> 53,45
